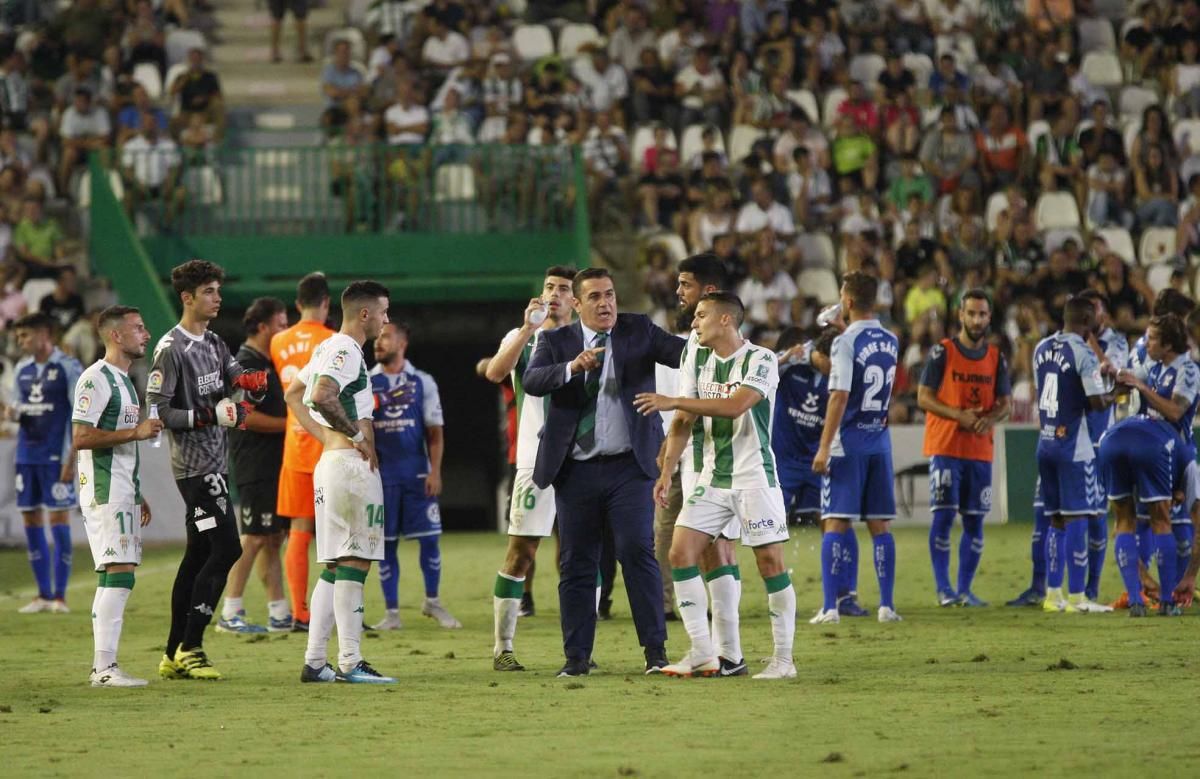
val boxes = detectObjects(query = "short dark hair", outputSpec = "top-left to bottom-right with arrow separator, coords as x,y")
243,296 -> 286,337
342,280 -> 390,311
775,326 -> 805,353
1152,288 -> 1195,318
12,312 -> 55,333
812,326 -> 839,356
842,271 -> 878,313
544,265 -> 577,281
572,267 -> 612,298
961,288 -> 992,310
171,259 -> 224,297
699,290 -> 744,326
678,252 -> 727,290
297,272 -> 330,308
1076,288 -> 1109,313
1063,296 -> 1096,329
383,321 -> 411,339
1150,314 -> 1189,355
97,305 -> 140,334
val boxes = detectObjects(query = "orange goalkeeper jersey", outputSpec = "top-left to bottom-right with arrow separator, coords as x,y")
271,319 -> 335,473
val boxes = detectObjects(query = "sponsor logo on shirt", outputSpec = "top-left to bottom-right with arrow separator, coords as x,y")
197,370 -> 222,396
147,370 -> 163,393
698,380 -> 741,398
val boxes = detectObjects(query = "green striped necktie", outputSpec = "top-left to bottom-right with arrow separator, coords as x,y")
574,332 -> 608,452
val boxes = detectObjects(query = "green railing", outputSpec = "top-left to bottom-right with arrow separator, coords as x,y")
89,143 -> 591,306
117,143 -> 582,237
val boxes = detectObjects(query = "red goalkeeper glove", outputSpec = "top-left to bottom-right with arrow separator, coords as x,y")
233,370 -> 269,394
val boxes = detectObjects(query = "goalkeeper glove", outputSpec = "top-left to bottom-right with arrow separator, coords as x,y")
195,399 -> 252,430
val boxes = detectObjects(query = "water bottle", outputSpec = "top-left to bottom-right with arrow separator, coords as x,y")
529,301 -> 548,326
148,404 -> 161,448
816,303 -> 842,328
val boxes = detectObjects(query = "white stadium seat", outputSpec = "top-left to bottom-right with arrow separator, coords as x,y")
786,89 -> 820,124
821,87 -> 847,129
796,232 -> 836,270
1081,51 -> 1122,88
1034,192 -> 1081,231
558,23 -> 600,58
1139,227 -> 1178,266
797,268 -> 841,306
513,24 -> 554,62
1146,263 -> 1177,293
1078,17 -> 1117,53
848,53 -> 886,86
1095,227 -> 1136,264
727,124 -> 764,163
679,123 -> 725,166
132,63 -> 162,100
630,124 -> 676,171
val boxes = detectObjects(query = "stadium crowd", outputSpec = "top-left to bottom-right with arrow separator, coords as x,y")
322,0 -> 1200,423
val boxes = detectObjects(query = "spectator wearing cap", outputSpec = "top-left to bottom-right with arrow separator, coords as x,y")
573,42 -> 628,118
121,110 -> 185,227
421,13 -> 470,74
975,103 -> 1026,190
267,0 -> 312,64
630,47 -> 677,128
919,107 -> 976,195
12,196 -> 66,278
169,47 -> 225,141
58,87 -> 110,195
675,45 -> 727,130
479,53 -> 522,142
608,5 -> 655,73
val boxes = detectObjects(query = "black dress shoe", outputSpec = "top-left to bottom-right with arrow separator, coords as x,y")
597,600 -> 613,620
519,592 -> 535,617
557,658 -> 591,678
664,610 -> 679,621
644,646 -> 668,675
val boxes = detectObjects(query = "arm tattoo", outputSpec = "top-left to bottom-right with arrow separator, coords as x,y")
312,377 -> 361,439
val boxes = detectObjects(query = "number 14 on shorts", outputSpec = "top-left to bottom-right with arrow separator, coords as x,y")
366,504 -> 385,528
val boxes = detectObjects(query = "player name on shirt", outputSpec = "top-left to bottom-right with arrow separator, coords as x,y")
854,338 -> 898,365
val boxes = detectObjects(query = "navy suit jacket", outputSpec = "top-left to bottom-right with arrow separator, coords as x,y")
522,313 -> 687,489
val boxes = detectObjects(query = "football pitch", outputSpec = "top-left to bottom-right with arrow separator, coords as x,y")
1,524 -> 1198,778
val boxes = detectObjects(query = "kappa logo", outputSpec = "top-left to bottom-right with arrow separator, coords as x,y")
83,379 -> 95,390
354,605 -> 365,614
194,603 -> 214,616
193,506 -> 205,518
678,600 -> 696,608
103,547 -> 116,556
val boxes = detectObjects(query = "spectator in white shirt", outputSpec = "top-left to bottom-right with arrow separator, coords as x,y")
736,178 -> 796,242
608,5 -> 656,72
385,78 -> 429,145
421,14 -> 469,73
58,88 -> 110,195
120,110 -> 185,225
1086,149 -> 1134,230
658,16 -> 704,72
675,45 -> 727,129
737,256 -> 799,326
430,86 -> 475,163
573,44 -> 628,117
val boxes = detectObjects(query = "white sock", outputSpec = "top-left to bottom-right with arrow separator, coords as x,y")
334,577 -> 366,672
767,582 -> 796,662
673,570 -> 714,659
708,570 -> 742,662
493,572 -> 524,655
268,599 -> 290,621
222,596 -> 243,621
305,575 -> 335,669
93,587 -> 131,670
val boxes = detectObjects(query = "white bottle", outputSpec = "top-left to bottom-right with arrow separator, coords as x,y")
148,404 -> 161,448
529,301 -> 548,326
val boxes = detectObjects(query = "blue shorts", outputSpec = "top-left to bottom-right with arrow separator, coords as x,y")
1037,453 -> 1099,517
383,479 -> 442,540
781,470 -> 821,516
16,463 -> 76,511
821,450 -> 896,521
929,455 -> 993,516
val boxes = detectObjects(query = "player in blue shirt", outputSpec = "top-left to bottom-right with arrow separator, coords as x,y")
368,322 -> 461,630
1098,414 -> 1186,617
1077,289 -> 1129,601
4,313 -> 82,614
813,272 -> 902,624
773,326 -> 866,618
1117,313 -> 1199,615
1033,297 -> 1115,613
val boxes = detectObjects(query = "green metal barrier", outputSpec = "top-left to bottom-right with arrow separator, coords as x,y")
90,143 -> 591,306
86,155 -> 176,338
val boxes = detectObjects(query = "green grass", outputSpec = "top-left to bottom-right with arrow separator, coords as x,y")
1,524 -> 1198,778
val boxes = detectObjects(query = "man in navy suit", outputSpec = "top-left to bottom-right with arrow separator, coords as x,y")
523,268 -> 686,676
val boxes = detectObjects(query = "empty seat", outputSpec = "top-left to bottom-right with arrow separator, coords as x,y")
1118,85 -> 1158,123
558,23 -> 600,58
1146,262 -> 1178,293
1081,51 -> 1122,88
727,124 -> 765,163
786,89 -> 820,124
797,268 -> 841,306
132,62 -> 162,100
1139,227 -> 1178,266
985,192 -> 1009,233
848,53 -> 886,86
1095,226 -> 1136,264
821,87 -> 848,128
648,232 -> 688,263
165,29 -> 205,68
796,232 -> 836,270
1034,191 -> 1081,231
1078,17 -> 1117,53
513,24 -> 555,62
902,52 -> 933,88
1173,118 -> 1200,155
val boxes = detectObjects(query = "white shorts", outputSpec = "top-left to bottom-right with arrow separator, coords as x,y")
313,449 -> 385,563
508,468 -> 556,537
81,502 -> 143,571
677,484 -> 788,547
680,471 -> 742,541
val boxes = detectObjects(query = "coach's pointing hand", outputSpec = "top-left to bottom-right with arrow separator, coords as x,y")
633,392 -> 674,416
569,346 -> 606,375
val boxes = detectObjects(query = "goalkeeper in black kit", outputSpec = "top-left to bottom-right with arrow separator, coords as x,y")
148,260 -> 270,680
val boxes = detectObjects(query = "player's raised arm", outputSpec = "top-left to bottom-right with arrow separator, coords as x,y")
485,299 -> 544,383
